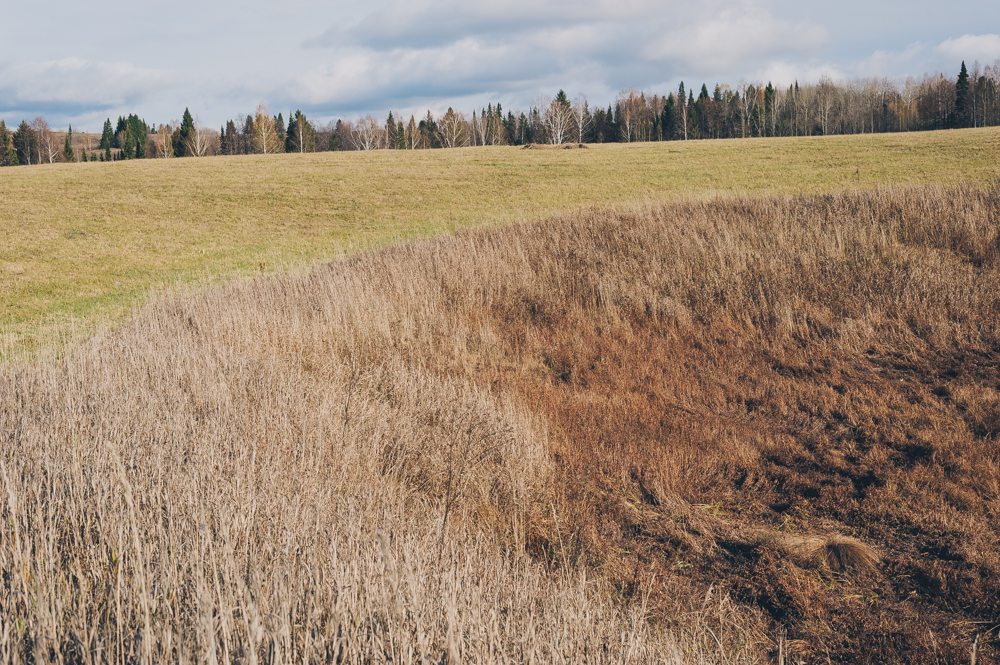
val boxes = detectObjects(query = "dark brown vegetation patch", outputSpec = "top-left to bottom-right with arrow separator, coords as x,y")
521,142 -> 587,149
414,185 -> 1000,662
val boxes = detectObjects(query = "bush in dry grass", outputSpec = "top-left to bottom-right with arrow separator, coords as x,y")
3,183 -> 999,663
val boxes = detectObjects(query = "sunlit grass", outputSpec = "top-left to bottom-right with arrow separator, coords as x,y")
2,127 -> 999,359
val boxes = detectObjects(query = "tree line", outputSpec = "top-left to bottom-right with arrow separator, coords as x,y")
2,60 -> 998,165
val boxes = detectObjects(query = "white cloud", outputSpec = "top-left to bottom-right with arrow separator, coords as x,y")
934,34 -> 1000,66
644,7 -> 828,73
0,58 -> 174,109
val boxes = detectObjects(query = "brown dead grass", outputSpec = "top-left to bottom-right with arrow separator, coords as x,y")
3,183 -> 1000,663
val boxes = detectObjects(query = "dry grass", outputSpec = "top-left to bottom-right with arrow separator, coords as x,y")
3,126 -> 1000,361
3,183 -> 1000,663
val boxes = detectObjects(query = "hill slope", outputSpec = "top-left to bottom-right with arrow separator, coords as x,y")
2,184 -> 999,662
3,127 -> 1000,360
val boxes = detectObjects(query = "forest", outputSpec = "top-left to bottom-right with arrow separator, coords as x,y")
1,60 -> 998,164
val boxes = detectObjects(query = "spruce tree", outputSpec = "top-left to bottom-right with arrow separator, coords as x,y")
127,115 -> 148,158
176,108 -> 194,157
274,113 -> 286,151
661,95 -> 676,140
385,111 -> 396,149
120,125 -> 134,159
13,120 -> 37,165
64,125 -> 75,162
0,120 -> 9,166
114,117 -> 126,148
100,119 -> 114,151
955,61 -> 970,127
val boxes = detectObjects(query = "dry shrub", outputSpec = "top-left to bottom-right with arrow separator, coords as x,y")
3,183 -> 1000,663
768,533 -> 880,572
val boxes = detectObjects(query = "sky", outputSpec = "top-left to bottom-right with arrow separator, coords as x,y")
1,0 -> 999,132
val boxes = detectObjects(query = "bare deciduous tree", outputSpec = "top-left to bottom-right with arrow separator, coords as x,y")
352,114 -> 385,150
253,103 -> 282,154
156,124 -> 173,158
616,90 -> 652,142
187,118 -> 213,157
32,117 -> 59,163
571,94 -> 591,144
439,108 -> 467,148
405,116 -> 419,150
540,96 -> 573,145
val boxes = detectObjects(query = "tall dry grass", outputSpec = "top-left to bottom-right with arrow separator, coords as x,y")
3,183 -> 999,663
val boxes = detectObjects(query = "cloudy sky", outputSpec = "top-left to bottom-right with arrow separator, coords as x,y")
2,0 -> 998,131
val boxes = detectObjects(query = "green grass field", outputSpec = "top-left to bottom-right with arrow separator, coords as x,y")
2,127 -> 999,358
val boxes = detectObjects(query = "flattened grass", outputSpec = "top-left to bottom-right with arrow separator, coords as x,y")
2,127 -> 999,358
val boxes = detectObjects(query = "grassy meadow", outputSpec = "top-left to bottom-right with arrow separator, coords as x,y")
3,127 -> 1000,359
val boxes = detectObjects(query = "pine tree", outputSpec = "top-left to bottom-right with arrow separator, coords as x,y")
0,120 -> 10,166
64,125 -> 75,162
13,120 -> 37,165
274,113 -> 286,151
176,108 -> 194,157
127,115 -> 148,158
100,119 -> 114,151
120,125 -> 134,159
661,95 -> 676,140
113,117 -> 126,148
385,111 -> 396,149
955,61 -> 970,127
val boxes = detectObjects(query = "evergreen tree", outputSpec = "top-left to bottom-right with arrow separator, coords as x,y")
100,119 -> 114,151
274,113 -> 286,151
955,61 -> 970,127
661,95 -> 676,140
175,108 -> 194,157
226,120 -> 238,154
286,111 -> 316,153
113,116 -> 126,148
119,125 -> 134,159
81,148 -> 88,162
0,120 -> 10,166
13,121 -> 37,165
242,115 -> 254,154
125,115 -> 148,158
64,125 -> 75,162
385,111 -> 396,149
605,104 -> 617,142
